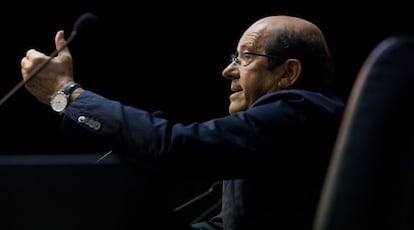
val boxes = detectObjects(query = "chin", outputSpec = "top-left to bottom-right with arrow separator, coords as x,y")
229,102 -> 247,114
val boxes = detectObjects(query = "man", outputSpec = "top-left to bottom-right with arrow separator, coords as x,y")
21,15 -> 344,229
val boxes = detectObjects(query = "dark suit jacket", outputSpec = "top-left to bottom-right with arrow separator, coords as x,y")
62,89 -> 344,229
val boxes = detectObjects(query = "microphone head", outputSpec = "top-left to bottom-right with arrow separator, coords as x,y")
73,12 -> 97,34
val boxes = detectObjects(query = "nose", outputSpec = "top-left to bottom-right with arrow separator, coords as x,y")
222,62 -> 238,80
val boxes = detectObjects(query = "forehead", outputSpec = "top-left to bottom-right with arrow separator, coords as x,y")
237,21 -> 274,51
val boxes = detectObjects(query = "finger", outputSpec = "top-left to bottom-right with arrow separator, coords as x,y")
25,49 -> 33,59
55,30 -> 71,59
21,58 -> 31,79
25,49 -> 44,60
21,57 -> 28,69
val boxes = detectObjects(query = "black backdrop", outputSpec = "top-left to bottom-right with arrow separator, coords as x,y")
4,1 -> 413,154
1,1 -> 414,228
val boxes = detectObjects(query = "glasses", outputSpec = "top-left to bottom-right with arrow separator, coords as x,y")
230,52 -> 280,66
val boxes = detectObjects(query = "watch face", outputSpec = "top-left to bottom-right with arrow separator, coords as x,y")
50,92 -> 68,112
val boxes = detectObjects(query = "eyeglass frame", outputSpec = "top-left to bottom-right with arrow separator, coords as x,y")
230,51 -> 281,66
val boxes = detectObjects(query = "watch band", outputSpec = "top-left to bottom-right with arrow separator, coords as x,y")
63,82 -> 81,96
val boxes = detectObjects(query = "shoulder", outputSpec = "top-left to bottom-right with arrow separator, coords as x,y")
253,90 -> 343,109
249,90 -> 344,121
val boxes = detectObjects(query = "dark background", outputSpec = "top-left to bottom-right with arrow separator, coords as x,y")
4,0 -> 413,155
1,1 -> 414,228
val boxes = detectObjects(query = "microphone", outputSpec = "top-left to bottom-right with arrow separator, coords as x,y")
0,12 -> 97,107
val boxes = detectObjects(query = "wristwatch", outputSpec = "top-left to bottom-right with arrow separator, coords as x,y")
50,82 -> 81,113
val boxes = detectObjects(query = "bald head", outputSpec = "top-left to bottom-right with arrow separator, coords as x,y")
244,15 -> 328,53
250,15 -> 323,34
241,15 -> 334,92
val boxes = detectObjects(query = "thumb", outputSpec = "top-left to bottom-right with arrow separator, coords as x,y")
55,30 -> 71,59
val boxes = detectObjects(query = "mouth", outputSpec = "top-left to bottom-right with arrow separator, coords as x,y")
229,87 -> 242,101
231,87 -> 242,93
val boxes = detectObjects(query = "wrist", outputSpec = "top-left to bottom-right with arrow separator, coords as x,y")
69,87 -> 84,103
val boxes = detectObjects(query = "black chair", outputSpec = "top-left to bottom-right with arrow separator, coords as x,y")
313,36 -> 414,230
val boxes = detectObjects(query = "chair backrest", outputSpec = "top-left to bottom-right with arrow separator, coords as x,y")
313,36 -> 414,230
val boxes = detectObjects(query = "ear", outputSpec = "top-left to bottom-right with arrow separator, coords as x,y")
277,59 -> 302,88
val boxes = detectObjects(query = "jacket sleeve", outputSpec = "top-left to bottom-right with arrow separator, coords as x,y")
62,90 -> 308,176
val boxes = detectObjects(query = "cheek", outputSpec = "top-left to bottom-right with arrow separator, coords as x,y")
242,76 -> 269,103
